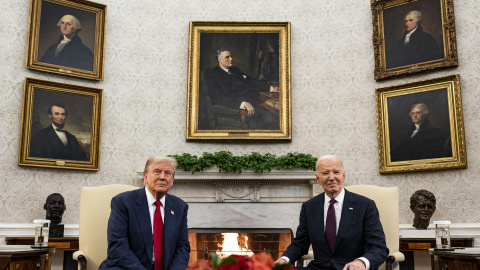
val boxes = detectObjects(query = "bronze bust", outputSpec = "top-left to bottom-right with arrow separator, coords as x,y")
410,189 -> 436,229
44,193 -> 66,224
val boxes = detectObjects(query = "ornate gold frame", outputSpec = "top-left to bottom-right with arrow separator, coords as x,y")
26,0 -> 106,80
19,78 -> 103,170
186,21 -> 291,141
376,75 -> 466,174
372,0 -> 458,80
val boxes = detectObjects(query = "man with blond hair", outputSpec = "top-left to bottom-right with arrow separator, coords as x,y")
40,14 -> 94,70
100,156 -> 190,270
276,155 -> 388,270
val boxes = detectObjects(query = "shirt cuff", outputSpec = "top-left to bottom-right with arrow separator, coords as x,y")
357,257 -> 370,270
280,256 -> 290,263
240,101 -> 246,109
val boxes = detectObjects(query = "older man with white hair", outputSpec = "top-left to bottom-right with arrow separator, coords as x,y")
387,10 -> 443,68
391,103 -> 449,161
40,14 -> 94,71
276,155 -> 388,270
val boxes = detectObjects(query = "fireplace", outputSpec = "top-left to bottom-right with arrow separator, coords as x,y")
188,228 -> 292,266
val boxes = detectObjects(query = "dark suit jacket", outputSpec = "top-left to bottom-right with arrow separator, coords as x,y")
29,125 -> 88,161
40,35 -> 94,71
99,189 -> 190,270
387,25 -> 443,69
391,120 -> 447,162
282,189 -> 388,270
206,65 -> 270,108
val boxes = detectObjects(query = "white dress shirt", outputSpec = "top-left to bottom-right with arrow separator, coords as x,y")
411,123 -> 421,138
53,124 -> 68,146
404,27 -> 418,44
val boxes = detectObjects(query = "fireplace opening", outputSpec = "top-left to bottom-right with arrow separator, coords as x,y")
188,228 -> 293,266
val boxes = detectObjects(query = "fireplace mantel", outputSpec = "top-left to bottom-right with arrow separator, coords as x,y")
138,169 -> 316,203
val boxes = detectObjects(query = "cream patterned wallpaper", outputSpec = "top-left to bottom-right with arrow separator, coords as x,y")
1,0 -> 480,225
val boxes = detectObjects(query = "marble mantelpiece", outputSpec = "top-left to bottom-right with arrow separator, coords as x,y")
138,169 -> 316,203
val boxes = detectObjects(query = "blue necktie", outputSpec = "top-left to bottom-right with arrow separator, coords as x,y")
325,199 -> 337,252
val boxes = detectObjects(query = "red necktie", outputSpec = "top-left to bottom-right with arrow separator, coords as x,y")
154,201 -> 163,270
325,199 -> 337,252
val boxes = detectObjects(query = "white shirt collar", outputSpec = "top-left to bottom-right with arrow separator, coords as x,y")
220,66 -> 229,73
324,188 -> 345,204
145,187 -> 165,206
407,27 -> 418,35
52,123 -> 63,130
59,35 -> 72,45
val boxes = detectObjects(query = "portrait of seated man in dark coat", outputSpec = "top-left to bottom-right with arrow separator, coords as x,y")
206,48 -> 279,130
30,104 -> 88,161
386,10 -> 444,69
391,103 -> 449,162
40,14 -> 94,71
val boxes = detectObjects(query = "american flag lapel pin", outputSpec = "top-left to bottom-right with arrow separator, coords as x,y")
171,210 -> 174,215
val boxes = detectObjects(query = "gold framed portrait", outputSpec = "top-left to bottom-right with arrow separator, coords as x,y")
376,74 -> 466,174
372,0 -> 458,80
186,21 -> 291,141
19,77 -> 103,170
26,0 -> 106,80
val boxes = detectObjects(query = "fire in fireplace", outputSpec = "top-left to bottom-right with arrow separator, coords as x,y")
188,228 -> 292,266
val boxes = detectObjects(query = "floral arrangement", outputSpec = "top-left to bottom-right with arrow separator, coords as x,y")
187,253 -> 296,270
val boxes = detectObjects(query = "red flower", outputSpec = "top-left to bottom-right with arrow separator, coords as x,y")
217,264 -> 241,270
251,253 -> 275,267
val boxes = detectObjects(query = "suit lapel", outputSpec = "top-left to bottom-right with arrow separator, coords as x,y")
163,194 -> 176,268
335,190 -> 356,251
135,189 -> 154,263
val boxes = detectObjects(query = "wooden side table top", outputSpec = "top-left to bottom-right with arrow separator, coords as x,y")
400,237 -> 474,251
5,237 -> 79,251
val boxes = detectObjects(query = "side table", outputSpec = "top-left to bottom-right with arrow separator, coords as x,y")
0,245 -> 55,270
400,237 -> 474,270
429,248 -> 480,270
5,237 -> 78,270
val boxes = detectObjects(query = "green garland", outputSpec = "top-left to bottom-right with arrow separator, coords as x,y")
169,151 -> 318,173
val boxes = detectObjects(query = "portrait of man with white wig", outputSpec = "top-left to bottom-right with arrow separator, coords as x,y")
40,14 -> 94,71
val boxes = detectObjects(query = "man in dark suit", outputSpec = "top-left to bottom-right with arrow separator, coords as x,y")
206,48 -> 279,130
40,14 -> 94,71
386,10 -> 443,69
30,104 -> 88,161
391,103 -> 448,162
276,155 -> 388,270
99,156 -> 190,270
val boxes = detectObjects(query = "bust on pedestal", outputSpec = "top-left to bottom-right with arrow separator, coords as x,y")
410,189 -> 436,229
44,193 -> 66,237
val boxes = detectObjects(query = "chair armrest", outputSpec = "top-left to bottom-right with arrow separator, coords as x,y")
388,251 -> 405,263
73,250 -> 87,270
385,251 -> 405,270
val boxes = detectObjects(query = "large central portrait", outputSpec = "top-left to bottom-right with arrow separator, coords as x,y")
186,21 -> 291,141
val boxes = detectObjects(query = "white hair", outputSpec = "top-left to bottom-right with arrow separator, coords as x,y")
57,15 -> 82,32
406,10 -> 423,24
315,155 -> 344,172
410,103 -> 430,116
